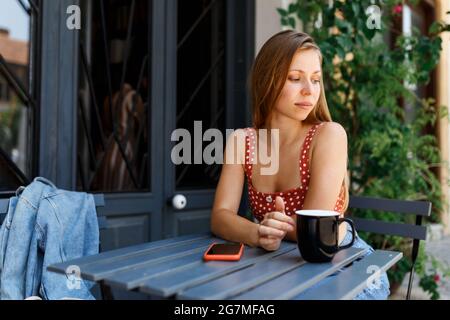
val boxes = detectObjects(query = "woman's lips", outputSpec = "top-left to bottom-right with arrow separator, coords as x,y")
295,102 -> 313,109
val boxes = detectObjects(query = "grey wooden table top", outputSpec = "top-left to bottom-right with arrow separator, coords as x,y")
48,233 -> 402,300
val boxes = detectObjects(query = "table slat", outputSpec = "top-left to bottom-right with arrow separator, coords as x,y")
47,233 -> 212,278
103,250 -> 207,290
139,242 -> 298,297
178,249 -> 306,300
231,247 -> 368,300
293,250 -> 403,300
79,238 -> 221,281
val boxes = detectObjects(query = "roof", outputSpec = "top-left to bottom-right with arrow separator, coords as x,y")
0,29 -> 29,66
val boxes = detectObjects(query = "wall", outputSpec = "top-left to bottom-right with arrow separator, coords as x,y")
436,0 -> 450,234
255,0 -> 288,55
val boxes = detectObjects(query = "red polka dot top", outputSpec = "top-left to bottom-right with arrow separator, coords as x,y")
244,122 -> 346,222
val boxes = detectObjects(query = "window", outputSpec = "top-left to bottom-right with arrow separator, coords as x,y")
0,0 -> 39,188
0,80 -> 8,101
175,0 -> 227,190
77,0 -> 150,193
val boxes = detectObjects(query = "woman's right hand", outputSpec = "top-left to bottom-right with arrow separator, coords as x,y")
257,196 -> 295,251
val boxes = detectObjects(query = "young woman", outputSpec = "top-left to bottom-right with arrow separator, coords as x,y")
210,30 -> 390,300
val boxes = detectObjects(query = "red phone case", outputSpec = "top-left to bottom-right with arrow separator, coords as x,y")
203,242 -> 244,261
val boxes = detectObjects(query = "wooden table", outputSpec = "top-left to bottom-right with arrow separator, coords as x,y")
48,233 -> 402,300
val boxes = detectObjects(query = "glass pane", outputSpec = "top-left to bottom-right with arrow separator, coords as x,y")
176,0 -> 226,190
77,0 -> 151,193
0,0 -> 31,178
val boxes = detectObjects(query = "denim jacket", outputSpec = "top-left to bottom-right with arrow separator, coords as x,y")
0,177 -> 99,300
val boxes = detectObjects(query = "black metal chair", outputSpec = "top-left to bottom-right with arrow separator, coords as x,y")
347,195 -> 432,300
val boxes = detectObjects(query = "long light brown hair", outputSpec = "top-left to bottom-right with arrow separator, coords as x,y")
249,30 -> 349,211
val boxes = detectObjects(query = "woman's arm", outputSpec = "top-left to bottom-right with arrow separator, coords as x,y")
303,122 -> 348,209
210,130 -> 260,247
285,122 -> 348,242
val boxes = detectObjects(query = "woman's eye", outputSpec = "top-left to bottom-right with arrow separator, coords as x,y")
288,76 -> 320,84
289,77 -> 320,84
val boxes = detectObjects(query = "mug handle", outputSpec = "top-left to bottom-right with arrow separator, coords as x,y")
337,218 -> 356,250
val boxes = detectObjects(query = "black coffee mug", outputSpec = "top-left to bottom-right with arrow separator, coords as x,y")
295,210 -> 356,263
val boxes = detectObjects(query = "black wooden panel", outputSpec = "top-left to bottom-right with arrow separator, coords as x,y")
0,148 -> 29,192
100,214 -> 150,251
175,209 -> 211,236
0,198 -> 8,214
349,195 -> 431,217
39,0 -> 80,189
353,218 -> 427,240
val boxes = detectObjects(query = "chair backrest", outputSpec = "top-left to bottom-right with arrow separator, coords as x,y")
347,195 -> 432,300
93,194 -> 107,229
348,195 -> 431,240
0,198 -> 8,225
0,194 -> 106,226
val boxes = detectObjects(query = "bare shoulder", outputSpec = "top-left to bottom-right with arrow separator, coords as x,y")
314,122 -> 347,151
318,122 -> 347,137
316,122 -> 347,146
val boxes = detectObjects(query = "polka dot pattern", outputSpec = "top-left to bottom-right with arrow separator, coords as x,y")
244,123 -> 346,222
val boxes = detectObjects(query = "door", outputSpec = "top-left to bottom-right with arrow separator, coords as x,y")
162,0 -> 254,238
39,0 -> 254,250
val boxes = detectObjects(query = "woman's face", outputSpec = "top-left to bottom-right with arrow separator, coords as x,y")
273,49 -> 322,122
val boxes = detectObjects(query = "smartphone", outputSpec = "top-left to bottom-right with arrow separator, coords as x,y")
203,242 -> 244,261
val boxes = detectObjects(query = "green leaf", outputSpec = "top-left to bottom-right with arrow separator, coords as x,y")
336,46 -> 346,59
288,3 -> 298,14
351,2 -> 360,15
277,8 -> 288,17
335,18 -> 350,33
288,17 -> 296,29
336,35 -> 352,51
362,25 -> 377,40
428,21 -> 442,35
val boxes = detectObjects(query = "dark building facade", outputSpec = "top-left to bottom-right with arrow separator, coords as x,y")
0,0 -> 254,251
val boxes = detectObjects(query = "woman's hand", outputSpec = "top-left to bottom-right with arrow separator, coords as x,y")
258,196 -> 295,251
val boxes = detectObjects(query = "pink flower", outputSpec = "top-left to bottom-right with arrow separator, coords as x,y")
393,4 -> 403,15
434,274 -> 440,283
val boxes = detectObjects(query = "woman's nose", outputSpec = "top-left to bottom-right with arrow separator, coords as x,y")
301,82 -> 312,96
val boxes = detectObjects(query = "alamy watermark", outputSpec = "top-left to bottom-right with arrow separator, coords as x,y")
171,121 -> 280,176
366,5 -> 382,30
366,265 -> 382,290
66,5 -> 81,30
66,265 -> 82,290
66,4 -> 383,32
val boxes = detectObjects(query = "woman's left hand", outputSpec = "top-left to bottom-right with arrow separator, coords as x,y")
258,196 -> 295,251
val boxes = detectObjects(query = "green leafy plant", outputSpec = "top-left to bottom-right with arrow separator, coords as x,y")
278,0 -> 450,299
416,246 -> 450,299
